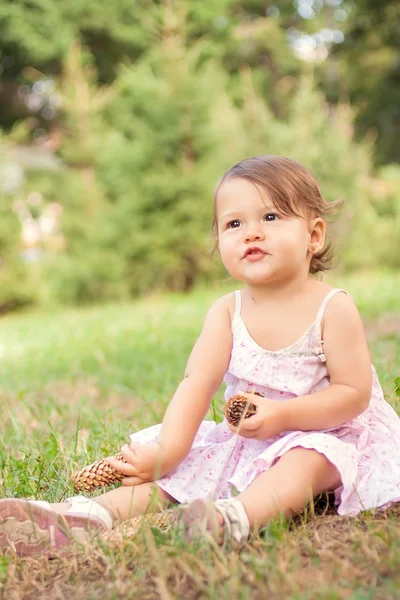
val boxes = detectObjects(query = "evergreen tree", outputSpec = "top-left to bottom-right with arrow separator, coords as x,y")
45,4 -> 243,301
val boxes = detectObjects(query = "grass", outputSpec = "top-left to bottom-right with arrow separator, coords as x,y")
0,270 -> 399,599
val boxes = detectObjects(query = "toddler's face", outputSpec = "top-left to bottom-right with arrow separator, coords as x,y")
215,178 -> 315,286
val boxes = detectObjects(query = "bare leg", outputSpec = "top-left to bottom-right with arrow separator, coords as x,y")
238,447 -> 341,530
94,483 -> 176,523
49,483 -> 176,524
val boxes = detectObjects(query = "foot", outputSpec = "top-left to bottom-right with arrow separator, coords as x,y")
177,498 -> 249,548
0,496 -> 111,557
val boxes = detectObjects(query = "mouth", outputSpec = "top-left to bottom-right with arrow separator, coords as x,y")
243,247 -> 266,259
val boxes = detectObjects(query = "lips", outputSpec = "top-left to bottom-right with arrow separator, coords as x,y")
243,246 -> 266,259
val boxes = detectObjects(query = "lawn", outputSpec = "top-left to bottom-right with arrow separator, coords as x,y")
1,271 -> 399,599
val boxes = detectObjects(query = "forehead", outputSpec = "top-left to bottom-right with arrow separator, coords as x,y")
216,178 -> 273,216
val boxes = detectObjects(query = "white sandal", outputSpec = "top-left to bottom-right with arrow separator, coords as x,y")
0,495 -> 113,557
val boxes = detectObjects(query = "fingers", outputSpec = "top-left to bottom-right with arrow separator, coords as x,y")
239,415 -> 262,431
108,444 -> 138,476
120,443 -> 137,463
108,457 -> 137,476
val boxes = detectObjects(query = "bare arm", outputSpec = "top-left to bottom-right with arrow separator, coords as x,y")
156,294 -> 233,473
282,292 -> 372,431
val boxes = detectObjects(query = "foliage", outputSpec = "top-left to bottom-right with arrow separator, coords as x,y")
0,142 -> 37,311
0,194 -> 35,312
1,0 -> 399,165
322,0 -> 400,165
41,36 -> 235,303
341,163 -> 400,270
0,1 -> 399,309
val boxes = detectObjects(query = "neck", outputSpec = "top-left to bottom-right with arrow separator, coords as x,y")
244,273 -> 313,304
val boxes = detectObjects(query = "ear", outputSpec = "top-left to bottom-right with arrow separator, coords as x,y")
308,217 -> 326,255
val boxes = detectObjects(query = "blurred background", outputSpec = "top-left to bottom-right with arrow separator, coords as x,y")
0,0 -> 399,314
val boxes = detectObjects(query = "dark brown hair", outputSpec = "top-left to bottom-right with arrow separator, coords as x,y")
212,155 -> 342,274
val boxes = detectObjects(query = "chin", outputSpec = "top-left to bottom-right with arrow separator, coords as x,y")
244,274 -> 274,285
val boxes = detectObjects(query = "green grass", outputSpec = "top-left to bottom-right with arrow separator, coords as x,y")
328,269 -> 400,319
0,271 -> 399,599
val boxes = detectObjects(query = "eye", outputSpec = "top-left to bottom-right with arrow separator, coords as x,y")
227,219 -> 241,229
263,213 -> 279,222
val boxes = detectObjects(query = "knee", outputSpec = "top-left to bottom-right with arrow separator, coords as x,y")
280,447 -> 323,471
280,447 -> 341,490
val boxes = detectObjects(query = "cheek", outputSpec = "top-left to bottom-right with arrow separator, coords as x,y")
280,227 -> 306,249
218,241 -> 229,261
218,236 -> 237,262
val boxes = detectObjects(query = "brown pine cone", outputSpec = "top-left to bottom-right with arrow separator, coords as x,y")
105,510 -> 176,544
70,452 -> 127,492
110,510 -> 175,538
224,391 -> 263,426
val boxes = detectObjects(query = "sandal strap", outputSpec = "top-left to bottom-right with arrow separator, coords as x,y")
214,499 -> 250,548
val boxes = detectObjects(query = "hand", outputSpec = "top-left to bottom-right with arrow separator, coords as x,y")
108,441 -> 164,486
228,392 -> 287,440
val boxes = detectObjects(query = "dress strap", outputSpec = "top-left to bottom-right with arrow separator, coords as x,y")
315,288 -> 347,333
234,290 -> 242,319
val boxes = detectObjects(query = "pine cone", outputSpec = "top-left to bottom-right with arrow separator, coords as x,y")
70,452 -> 127,492
224,391 -> 263,426
105,510 -> 176,544
125,511 -> 174,534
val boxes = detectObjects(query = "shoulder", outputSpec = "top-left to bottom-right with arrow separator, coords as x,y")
322,289 -> 364,336
325,289 -> 360,319
309,279 -> 358,319
197,292 -> 235,335
206,291 -> 236,321
191,293 -> 234,361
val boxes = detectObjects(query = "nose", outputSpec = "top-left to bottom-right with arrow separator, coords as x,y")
244,225 -> 265,243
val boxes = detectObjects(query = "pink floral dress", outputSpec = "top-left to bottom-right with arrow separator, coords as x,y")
130,289 -> 400,516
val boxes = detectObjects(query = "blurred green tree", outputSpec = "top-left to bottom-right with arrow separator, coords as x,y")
42,4 -> 242,302
0,181 -> 34,312
322,0 -> 400,165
